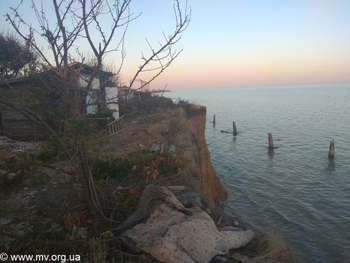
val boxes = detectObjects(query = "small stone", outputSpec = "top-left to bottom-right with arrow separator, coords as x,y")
29,191 -> 38,196
15,223 -> 24,230
23,187 -> 28,191
0,218 -> 13,225
234,221 -> 239,226
6,173 -> 16,180
16,230 -> 25,236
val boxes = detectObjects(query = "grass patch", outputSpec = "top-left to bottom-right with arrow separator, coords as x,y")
233,227 -> 306,263
92,157 -> 133,181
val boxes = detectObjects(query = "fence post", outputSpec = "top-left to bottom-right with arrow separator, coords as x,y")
268,133 -> 274,149
233,122 -> 238,135
328,139 -> 335,158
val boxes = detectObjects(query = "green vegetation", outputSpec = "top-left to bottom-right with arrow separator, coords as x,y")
0,154 -> 41,192
0,128 -> 187,261
0,102 -> 308,262
0,1 -> 304,260
92,157 -> 133,180
0,32 -> 37,79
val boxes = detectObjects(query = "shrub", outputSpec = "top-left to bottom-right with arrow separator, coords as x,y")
91,157 -> 133,180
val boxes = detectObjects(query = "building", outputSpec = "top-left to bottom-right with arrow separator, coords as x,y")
0,62 -> 118,140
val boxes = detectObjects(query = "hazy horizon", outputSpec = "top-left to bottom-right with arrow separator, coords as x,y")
1,0 -> 350,90
166,81 -> 350,92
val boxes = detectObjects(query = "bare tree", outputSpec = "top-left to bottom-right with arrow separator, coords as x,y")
129,0 -> 191,92
2,0 -> 190,215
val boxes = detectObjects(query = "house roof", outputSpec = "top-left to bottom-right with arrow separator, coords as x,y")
68,62 -> 114,77
0,77 -> 28,85
0,62 -> 115,88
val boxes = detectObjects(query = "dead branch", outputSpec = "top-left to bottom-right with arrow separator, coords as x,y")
128,0 -> 191,92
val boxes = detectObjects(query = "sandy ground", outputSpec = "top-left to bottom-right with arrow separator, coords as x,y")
104,113 -> 173,157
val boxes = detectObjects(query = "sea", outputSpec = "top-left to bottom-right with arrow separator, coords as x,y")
164,83 -> 350,263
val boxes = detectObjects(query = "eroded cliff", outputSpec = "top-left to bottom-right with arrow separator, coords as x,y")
171,105 -> 227,203
105,103 -> 227,203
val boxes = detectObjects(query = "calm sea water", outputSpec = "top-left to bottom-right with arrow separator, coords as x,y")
166,84 -> 350,263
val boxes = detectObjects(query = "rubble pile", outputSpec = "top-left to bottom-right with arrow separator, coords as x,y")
0,136 -> 41,153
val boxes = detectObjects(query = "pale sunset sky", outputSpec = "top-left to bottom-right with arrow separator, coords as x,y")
1,0 -> 350,90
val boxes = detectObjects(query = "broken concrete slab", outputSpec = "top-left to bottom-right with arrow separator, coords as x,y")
150,143 -> 176,154
119,185 -> 254,263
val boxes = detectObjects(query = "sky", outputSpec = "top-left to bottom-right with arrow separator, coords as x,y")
1,0 -> 350,90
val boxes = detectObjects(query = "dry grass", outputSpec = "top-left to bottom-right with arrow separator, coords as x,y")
236,228 -> 300,263
0,99 -> 304,262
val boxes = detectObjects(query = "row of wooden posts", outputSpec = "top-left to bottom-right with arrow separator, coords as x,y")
212,114 -> 335,158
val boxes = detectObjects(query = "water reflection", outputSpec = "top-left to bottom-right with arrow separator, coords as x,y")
267,149 -> 274,169
231,135 -> 237,150
325,158 -> 336,172
267,148 -> 275,160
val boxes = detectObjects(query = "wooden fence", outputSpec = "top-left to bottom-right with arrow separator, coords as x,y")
107,117 -> 125,136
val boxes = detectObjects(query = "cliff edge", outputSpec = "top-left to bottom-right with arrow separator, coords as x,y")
175,105 -> 227,203
106,103 -> 227,203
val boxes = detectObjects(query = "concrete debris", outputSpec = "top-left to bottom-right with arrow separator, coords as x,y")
168,144 -> 176,153
0,136 -> 41,152
120,185 -> 254,263
175,191 -> 203,208
0,218 -> 13,225
0,170 -> 17,180
167,185 -> 186,193
150,143 -> 161,153
150,143 -> 176,154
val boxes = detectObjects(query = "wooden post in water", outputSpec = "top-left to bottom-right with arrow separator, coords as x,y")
328,139 -> 335,158
268,133 -> 274,149
233,122 -> 238,135
213,114 -> 216,125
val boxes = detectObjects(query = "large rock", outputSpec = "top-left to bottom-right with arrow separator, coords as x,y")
119,185 -> 254,263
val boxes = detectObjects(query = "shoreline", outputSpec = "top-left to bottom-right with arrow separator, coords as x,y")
0,98 -> 303,262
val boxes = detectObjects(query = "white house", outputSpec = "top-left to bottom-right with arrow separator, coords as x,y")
69,62 -> 119,118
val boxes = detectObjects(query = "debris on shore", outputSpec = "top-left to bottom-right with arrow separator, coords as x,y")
114,185 -> 255,263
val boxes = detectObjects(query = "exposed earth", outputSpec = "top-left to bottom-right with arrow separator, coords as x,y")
0,103 -> 301,262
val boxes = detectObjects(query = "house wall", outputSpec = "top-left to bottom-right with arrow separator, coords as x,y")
86,92 -> 98,114
106,87 -> 119,119
118,89 -> 135,101
0,104 -> 37,141
78,73 -> 100,90
0,82 -> 39,141
79,73 -> 100,114
0,66 -> 114,140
